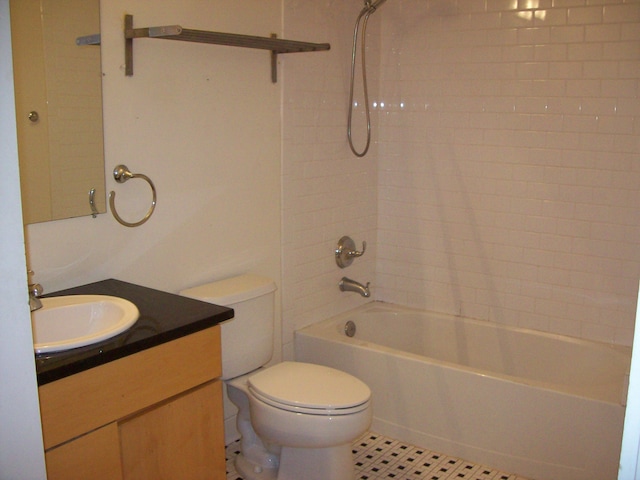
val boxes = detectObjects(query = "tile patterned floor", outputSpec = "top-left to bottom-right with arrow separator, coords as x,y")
225,431 -> 531,480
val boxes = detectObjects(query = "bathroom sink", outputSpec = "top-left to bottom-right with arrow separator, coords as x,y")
32,295 -> 139,354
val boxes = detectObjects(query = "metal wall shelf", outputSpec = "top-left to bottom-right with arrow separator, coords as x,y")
123,14 -> 331,82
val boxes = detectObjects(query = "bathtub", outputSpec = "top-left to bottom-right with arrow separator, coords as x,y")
295,302 -> 631,480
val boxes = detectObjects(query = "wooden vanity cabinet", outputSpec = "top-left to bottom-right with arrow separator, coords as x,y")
39,326 -> 225,480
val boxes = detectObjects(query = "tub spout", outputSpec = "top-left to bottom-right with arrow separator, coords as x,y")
339,277 -> 370,297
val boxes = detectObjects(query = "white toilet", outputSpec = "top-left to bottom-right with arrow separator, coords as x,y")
180,274 -> 372,480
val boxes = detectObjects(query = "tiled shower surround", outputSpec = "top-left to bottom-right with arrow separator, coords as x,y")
281,0 -> 640,354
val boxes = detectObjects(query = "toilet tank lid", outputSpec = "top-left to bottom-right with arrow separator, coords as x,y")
180,274 -> 276,306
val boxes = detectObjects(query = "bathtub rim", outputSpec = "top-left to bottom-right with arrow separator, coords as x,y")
295,300 -> 631,406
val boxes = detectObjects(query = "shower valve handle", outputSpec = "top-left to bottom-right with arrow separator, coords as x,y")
335,236 -> 367,268
348,241 -> 366,258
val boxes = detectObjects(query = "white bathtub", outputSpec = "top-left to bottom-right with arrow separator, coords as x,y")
295,302 -> 631,480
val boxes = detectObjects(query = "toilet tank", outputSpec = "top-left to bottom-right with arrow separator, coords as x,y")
180,274 -> 277,380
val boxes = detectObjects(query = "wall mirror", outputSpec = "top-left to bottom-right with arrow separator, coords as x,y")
10,0 -> 105,224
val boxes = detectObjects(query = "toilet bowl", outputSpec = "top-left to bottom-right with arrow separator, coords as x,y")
179,274 -> 372,480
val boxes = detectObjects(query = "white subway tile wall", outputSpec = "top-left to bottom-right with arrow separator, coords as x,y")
281,1 -> 380,358
375,0 -> 640,345
282,0 -> 639,351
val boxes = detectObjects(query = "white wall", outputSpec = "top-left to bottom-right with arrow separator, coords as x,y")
24,0 -> 283,330
375,0 -> 640,346
281,0 -> 379,358
0,0 -> 47,476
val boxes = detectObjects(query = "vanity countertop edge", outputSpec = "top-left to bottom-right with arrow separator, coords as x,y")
35,278 -> 233,385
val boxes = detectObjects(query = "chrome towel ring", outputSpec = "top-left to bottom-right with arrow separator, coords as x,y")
109,164 -> 157,227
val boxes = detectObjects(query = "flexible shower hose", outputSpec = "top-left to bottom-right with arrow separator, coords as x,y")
347,6 -> 374,157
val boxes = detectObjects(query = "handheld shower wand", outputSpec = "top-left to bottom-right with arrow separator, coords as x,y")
347,0 -> 388,157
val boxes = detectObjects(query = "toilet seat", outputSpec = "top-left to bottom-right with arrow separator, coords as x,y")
247,362 -> 371,416
249,388 -> 370,416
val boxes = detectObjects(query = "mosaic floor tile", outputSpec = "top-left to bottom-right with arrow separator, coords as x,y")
226,431 -> 531,480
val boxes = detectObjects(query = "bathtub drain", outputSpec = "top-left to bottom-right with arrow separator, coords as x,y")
345,320 -> 356,337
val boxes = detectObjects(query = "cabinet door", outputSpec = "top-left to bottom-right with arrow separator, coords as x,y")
120,380 -> 225,479
45,423 -> 123,480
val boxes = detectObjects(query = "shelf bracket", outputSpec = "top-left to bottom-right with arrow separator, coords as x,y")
271,34 -> 278,83
125,14 -> 134,76
123,14 -> 330,82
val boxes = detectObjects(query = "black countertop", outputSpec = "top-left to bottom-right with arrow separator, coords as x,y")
35,279 -> 233,385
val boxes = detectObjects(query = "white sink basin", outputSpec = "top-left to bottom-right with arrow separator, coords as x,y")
32,295 -> 140,354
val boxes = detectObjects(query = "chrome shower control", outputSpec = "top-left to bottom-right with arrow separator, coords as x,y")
335,236 -> 367,268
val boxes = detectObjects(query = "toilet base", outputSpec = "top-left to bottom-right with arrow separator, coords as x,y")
236,443 -> 355,480
235,452 -> 278,480
276,443 -> 355,480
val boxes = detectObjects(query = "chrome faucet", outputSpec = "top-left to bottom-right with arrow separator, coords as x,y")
339,277 -> 370,298
28,282 -> 43,312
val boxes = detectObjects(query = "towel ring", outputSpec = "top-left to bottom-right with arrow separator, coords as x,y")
109,164 -> 157,227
